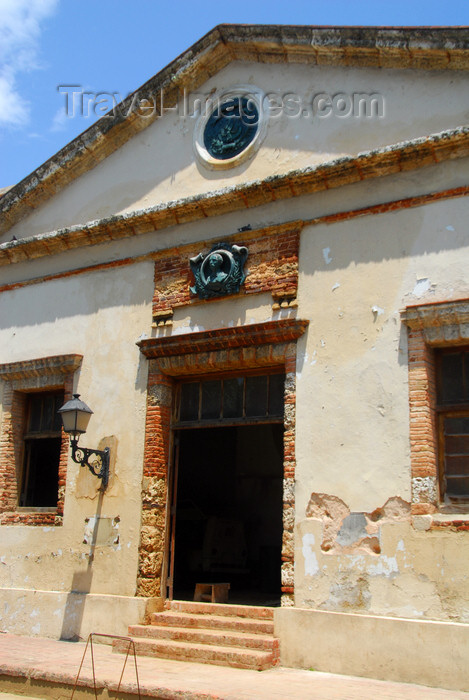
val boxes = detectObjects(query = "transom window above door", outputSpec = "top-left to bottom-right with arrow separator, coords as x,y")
174,372 -> 285,427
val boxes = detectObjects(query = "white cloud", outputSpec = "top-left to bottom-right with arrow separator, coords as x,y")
50,106 -> 68,132
0,0 -> 59,127
0,70 -> 29,126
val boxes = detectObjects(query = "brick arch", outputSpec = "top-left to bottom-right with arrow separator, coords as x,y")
136,319 -> 308,604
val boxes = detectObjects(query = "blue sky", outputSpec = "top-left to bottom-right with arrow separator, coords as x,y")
0,0 -> 468,189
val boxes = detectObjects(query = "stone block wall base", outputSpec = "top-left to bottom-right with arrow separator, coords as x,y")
274,607 -> 469,692
0,588 -> 150,640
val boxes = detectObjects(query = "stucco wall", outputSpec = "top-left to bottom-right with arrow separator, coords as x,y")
0,262 -> 153,607
2,190 -> 468,633
1,60 -> 469,642
293,194 -> 469,621
2,155 -> 467,290
275,605 -> 469,691
296,197 -> 469,511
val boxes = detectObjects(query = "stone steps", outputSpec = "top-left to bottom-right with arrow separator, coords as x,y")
113,636 -> 277,670
113,600 -> 279,670
167,600 -> 274,619
150,610 -> 274,634
127,622 -> 275,650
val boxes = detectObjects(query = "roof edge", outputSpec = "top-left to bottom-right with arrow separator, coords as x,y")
2,24 -> 469,235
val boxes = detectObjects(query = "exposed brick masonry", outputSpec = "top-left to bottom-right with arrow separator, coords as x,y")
0,385 -> 23,513
407,329 -> 439,515
432,520 -> 469,531
152,225 -> 299,318
137,370 -> 174,597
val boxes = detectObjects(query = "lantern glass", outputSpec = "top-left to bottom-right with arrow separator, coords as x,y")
58,394 -> 93,438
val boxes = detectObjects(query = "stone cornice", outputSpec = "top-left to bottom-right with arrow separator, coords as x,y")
137,319 -> 309,360
1,24 -> 468,236
0,354 -> 83,382
402,299 -> 469,345
1,125 -> 468,268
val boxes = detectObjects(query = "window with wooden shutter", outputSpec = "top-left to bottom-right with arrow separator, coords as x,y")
19,391 -> 64,508
436,348 -> 469,502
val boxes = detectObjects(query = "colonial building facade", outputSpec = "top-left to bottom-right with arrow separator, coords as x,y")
1,25 -> 469,691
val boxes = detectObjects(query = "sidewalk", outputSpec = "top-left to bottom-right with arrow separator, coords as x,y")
0,632 -> 468,700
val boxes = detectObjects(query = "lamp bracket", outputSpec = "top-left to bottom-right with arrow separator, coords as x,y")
70,438 -> 110,489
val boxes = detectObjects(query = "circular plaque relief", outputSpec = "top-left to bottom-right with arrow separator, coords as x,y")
194,85 -> 268,170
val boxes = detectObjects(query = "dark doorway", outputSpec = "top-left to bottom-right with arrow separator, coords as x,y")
171,423 -> 284,605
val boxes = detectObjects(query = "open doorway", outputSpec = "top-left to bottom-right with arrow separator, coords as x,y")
171,423 -> 284,606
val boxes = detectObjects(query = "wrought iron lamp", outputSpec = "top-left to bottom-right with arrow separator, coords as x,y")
58,394 -> 110,489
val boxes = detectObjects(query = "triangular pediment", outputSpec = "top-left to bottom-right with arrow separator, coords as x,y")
1,24 -> 468,264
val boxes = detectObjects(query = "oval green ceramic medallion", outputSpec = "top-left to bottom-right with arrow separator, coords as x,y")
203,96 -> 259,160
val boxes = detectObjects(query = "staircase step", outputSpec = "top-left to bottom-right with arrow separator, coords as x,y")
117,601 -> 279,670
150,610 -> 274,635
113,636 -> 277,670
128,623 -> 276,651
167,600 -> 275,619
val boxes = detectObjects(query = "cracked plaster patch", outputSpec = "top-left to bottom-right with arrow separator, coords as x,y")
302,533 -> 320,576
305,493 -> 410,555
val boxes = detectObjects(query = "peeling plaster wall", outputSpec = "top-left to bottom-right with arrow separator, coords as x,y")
2,177 -> 469,631
1,68 -> 469,641
0,589 -> 149,640
294,193 -> 469,621
0,263 -> 153,608
296,501 -> 469,622
296,196 -> 469,512
4,62 -> 469,242
0,256 -> 296,636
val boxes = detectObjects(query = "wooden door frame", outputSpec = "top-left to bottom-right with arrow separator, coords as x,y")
167,388 -> 286,602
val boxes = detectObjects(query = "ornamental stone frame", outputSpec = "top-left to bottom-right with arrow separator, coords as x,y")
0,354 -> 82,525
402,299 -> 469,516
136,319 -> 308,605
